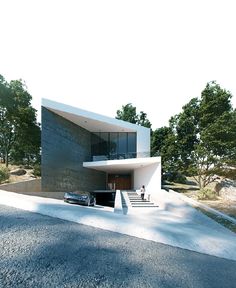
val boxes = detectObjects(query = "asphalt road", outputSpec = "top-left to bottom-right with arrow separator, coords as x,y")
0,204 -> 236,288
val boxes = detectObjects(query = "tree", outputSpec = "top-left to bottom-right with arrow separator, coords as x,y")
0,76 -> 15,165
151,81 -> 236,187
116,103 -> 152,128
174,98 -> 200,173
151,126 -> 171,157
188,82 -> 235,188
0,75 -> 40,166
116,103 -> 137,124
199,81 -> 232,130
137,111 -> 152,128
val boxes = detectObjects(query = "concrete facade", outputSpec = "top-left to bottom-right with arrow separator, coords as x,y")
41,99 -> 161,194
41,107 -> 106,192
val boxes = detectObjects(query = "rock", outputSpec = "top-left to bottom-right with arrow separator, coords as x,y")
10,168 -> 27,176
218,179 -> 236,201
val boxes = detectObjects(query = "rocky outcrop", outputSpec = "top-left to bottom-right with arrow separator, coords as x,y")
217,179 -> 236,201
10,168 -> 27,176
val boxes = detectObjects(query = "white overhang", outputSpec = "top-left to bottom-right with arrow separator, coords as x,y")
42,98 -> 149,133
83,157 -> 161,173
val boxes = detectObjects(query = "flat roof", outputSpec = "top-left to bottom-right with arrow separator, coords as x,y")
42,98 -> 150,133
83,157 -> 161,173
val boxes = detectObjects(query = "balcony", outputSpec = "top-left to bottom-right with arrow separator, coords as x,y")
91,152 -> 150,161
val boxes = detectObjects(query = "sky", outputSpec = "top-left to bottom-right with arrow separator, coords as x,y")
1,0 -> 236,129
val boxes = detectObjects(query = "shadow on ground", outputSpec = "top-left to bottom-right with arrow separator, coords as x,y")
1,205 -> 236,288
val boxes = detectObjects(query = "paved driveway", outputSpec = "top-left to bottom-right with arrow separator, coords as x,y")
1,204 -> 236,288
0,190 -> 236,261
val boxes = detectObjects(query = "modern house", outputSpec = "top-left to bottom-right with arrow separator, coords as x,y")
41,99 -> 161,203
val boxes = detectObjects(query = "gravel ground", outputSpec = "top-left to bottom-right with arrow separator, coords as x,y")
1,204 -> 236,288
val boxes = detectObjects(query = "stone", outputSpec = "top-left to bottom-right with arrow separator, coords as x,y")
10,168 -> 27,176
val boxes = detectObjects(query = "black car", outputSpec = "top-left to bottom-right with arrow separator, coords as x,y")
64,192 -> 96,206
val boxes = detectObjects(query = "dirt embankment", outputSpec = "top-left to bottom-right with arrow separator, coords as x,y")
163,178 -> 236,219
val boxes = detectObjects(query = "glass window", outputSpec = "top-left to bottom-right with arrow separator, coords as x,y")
118,132 -> 127,157
109,132 -> 118,158
128,133 -> 136,157
100,132 -> 109,156
91,132 -> 136,160
91,133 -> 100,156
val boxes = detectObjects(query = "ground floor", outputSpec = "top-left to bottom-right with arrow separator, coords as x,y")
84,156 -> 161,193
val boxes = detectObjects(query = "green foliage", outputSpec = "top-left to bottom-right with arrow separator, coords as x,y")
197,188 -> 217,200
0,166 -> 9,183
0,74 -> 41,167
188,144 -> 222,188
151,126 -> 177,172
151,126 -> 171,156
199,81 -> 232,130
163,172 -> 186,184
116,103 -> 152,128
137,111 -> 152,128
190,82 -> 235,187
151,81 -> 236,188
33,164 -> 41,177
116,103 -> 137,124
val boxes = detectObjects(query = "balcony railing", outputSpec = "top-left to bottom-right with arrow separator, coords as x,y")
91,152 -> 150,162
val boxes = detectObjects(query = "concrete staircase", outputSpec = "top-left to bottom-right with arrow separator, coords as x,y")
126,191 -> 158,208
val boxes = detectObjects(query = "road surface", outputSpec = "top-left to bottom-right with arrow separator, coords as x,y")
0,204 -> 236,288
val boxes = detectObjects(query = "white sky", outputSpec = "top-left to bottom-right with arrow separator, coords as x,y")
1,0 -> 236,129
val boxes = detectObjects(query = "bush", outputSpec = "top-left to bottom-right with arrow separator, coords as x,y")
197,188 -> 217,200
0,166 -> 10,184
163,171 -> 187,184
33,164 -> 41,177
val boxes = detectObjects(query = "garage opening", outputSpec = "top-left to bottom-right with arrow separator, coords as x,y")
95,192 -> 115,207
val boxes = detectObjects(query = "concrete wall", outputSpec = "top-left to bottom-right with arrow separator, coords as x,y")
41,108 -> 106,192
133,162 -> 161,195
136,127 -> 150,157
0,179 -> 41,192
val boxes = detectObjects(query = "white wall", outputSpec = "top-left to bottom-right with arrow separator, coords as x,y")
136,127 -> 150,156
133,162 -> 161,195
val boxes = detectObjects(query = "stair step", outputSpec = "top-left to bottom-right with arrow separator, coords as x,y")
129,200 -> 149,202
132,202 -> 155,205
132,205 -> 159,208
123,191 -> 159,210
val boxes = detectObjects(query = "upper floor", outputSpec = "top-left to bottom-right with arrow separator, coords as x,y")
42,98 -> 150,161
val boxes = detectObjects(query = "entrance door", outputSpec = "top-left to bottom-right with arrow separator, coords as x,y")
108,174 -> 131,190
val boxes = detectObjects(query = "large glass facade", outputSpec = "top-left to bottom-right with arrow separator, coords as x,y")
91,132 -> 136,161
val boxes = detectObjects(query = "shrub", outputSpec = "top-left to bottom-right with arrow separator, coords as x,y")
0,166 -> 10,184
33,164 -> 41,177
197,188 -> 217,200
163,171 -> 187,184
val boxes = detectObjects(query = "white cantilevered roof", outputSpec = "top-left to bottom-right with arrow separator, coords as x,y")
83,157 -> 161,173
42,98 -> 149,133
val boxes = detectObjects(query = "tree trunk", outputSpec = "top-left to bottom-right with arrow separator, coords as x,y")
27,155 -> 30,168
5,151 -> 9,167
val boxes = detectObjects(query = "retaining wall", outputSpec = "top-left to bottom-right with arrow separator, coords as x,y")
0,179 -> 41,193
